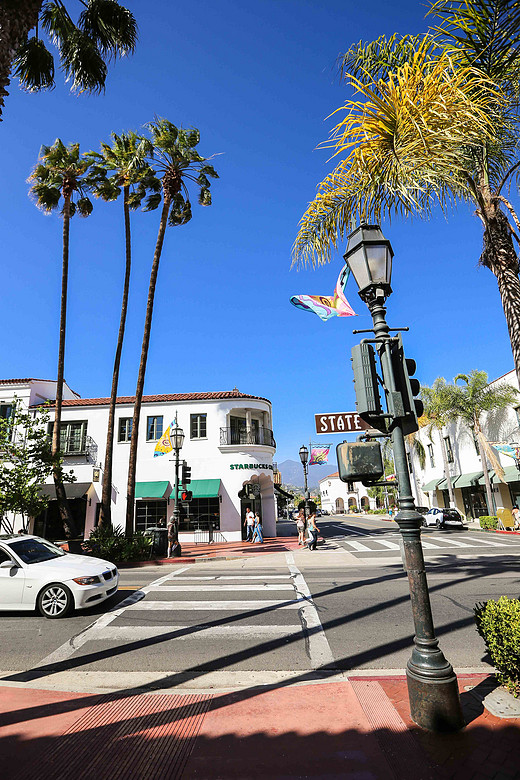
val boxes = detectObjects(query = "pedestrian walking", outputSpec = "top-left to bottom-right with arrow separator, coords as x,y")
167,519 -> 177,558
245,506 -> 255,542
252,512 -> 263,543
296,510 -> 305,545
513,505 -> 520,530
307,511 -> 318,551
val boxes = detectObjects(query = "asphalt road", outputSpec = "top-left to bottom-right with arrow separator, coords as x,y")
1,516 -> 519,691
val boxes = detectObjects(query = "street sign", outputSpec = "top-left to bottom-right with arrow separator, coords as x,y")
315,412 -> 371,435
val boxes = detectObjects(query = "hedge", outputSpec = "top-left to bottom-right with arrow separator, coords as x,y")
479,515 -> 498,530
474,596 -> 520,696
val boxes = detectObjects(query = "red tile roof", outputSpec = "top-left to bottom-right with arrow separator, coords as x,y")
0,378 -> 52,384
37,390 -> 271,408
319,471 -> 339,481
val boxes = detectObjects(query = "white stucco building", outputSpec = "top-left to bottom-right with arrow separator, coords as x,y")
319,471 -> 375,513
407,369 -> 520,519
0,379 -> 277,542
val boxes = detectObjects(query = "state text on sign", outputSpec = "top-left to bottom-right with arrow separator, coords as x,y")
314,412 -> 370,434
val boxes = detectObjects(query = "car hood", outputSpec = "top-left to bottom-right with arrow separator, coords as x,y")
23,553 -> 116,578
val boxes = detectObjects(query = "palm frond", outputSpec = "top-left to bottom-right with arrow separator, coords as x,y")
79,0 -> 138,59
12,38 -> 55,92
59,28 -> 107,93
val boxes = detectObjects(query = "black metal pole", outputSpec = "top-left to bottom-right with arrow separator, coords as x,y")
366,290 -> 464,732
172,448 -> 182,557
303,462 -> 309,528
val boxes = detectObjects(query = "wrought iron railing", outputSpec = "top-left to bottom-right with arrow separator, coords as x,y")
220,427 -> 276,447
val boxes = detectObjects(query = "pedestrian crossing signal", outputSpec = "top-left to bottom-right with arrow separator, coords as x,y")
181,490 -> 193,502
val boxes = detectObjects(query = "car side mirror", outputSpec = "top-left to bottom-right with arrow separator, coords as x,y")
0,560 -> 18,569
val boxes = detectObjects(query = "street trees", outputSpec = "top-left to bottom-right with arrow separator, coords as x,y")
125,120 -> 218,537
1,0 -> 137,121
86,132 -> 159,529
292,0 -> 520,385
445,370 -> 518,514
422,378 -> 459,507
28,139 -> 93,537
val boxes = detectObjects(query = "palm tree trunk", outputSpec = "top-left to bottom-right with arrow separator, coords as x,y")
0,0 -> 42,121
100,186 -> 132,530
51,193 -> 77,538
125,198 -> 170,537
438,428 -> 455,507
481,207 -> 520,387
475,421 -> 495,515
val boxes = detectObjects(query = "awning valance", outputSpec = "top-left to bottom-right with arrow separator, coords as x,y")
455,472 -> 483,488
135,481 -> 171,499
178,479 -> 221,499
422,478 -> 441,492
479,466 -> 520,485
38,482 -> 92,500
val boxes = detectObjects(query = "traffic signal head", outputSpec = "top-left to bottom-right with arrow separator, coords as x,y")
351,343 -> 387,433
181,462 -> 191,485
389,334 -> 424,435
181,489 -> 193,502
336,441 -> 384,484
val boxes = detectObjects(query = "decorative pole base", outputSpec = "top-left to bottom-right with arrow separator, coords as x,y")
407,663 -> 464,732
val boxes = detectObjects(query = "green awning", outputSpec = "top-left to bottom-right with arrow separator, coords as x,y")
455,471 -> 483,488
437,475 -> 460,490
422,478 -> 441,492
135,481 -> 171,499
178,479 -> 221,499
479,466 -> 520,485
478,470 -> 495,485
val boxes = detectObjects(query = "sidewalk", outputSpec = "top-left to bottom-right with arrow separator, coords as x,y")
1,672 -> 518,779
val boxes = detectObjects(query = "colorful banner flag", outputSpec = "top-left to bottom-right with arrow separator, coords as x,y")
154,420 -> 176,457
385,474 -> 396,481
491,442 -> 520,460
309,445 -> 331,465
290,266 -> 356,322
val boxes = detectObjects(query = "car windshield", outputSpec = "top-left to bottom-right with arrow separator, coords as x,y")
9,538 -> 66,564
443,510 -> 461,518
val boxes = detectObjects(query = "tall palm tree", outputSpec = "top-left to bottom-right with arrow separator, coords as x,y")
29,139 -> 93,537
85,131 -> 158,529
292,0 -> 520,385
422,378 -> 459,506
443,370 -> 518,513
2,0 -> 137,121
125,119 -> 218,537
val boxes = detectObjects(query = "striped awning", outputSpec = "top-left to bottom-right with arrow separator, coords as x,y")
422,478 -> 441,492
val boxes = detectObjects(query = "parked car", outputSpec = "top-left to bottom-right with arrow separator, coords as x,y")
422,508 -> 464,529
321,509 -> 329,516
0,535 -> 119,618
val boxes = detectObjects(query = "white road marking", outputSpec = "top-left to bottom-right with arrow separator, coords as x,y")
126,599 -> 305,610
87,625 -> 300,641
370,539 -> 400,550
150,584 -> 295,591
285,552 -> 335,670
29,567 -> 192,669
151,575 -> 292,581
341,539 -> 372,552
464,535 -> 509,547
428,536 -> 473,548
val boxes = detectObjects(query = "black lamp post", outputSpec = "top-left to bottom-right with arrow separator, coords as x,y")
299,445 -> 309,525
171,423 -> 185,558
344,223 -> 464,732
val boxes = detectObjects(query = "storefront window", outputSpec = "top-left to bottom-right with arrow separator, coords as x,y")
179,498 -> 220,531
135,500 -> 167,532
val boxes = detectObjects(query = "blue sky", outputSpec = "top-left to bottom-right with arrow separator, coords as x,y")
1,0 -> 515,465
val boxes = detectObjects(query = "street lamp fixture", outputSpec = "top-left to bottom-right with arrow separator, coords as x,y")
344,223 -> 393,301
171,423 -> 184,557
345,224 -> 464,733
299,445 -> 310,524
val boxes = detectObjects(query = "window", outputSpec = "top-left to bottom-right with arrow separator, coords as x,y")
135,500 -> 167,533
118,417 -> 133,443
444,436 -> 454,463
179,497 -> 220,531
428,444 -> 435,468
347,481 -> 354,492
0,404 -> 13,422
191,413 -> 207,439
230,416 -> 246,444
146,416 -> 163,441
48,420 -> 88,454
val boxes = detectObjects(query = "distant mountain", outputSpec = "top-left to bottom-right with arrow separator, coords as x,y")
278,459 -> 337,490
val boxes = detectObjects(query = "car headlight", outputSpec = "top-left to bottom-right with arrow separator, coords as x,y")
72,575 -> 102,586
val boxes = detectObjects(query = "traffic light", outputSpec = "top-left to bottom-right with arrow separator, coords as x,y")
181,489 -> 193,502
388,334 -> 424,436
337,441 -> 384,484
181,462 -> 191,485
351,343 -> 387,433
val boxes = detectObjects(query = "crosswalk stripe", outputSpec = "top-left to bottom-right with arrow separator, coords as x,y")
428,536 -> 472,548
371,539 -> 400,550
162,575 -> 292,581
150,585 -> 295,592
126,599 -> 305,611
464,535 -> 508,547
88,625 -> 300,641
342,539 -> 373,552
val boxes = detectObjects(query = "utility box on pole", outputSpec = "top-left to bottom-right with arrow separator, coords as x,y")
351,343 -> 387,433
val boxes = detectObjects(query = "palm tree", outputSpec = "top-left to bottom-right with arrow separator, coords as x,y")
1,0 -> 137,121
422,378 -> 459,507
28,138 -> 93,537
125,119 -> 218,537
292,0 -> 520,386
86,132 -> 158,529
443,370 -> 518,513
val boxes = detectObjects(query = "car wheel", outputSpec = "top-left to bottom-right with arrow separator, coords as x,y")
436,518 -> 444,529
37,583 -> 74,619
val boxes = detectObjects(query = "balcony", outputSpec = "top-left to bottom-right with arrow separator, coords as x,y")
220,427 -> 276,448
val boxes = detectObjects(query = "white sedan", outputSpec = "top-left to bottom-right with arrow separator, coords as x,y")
0,535 -> 119,618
